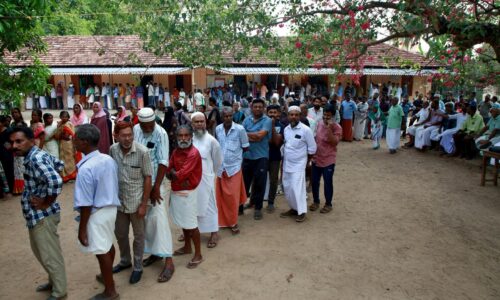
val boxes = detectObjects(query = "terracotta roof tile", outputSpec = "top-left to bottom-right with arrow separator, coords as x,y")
4,35 -> 439,68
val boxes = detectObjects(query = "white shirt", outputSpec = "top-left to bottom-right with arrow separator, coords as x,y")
194,92 -> 205,106
283,122 -> 317,172
74,151 -> 121,211
94,86 -> 100,96
449,113 -> 468,130
415,107 -> 430,125
307,107 -> 323,123
193,132 -> 222,177
50,88 -> 56,98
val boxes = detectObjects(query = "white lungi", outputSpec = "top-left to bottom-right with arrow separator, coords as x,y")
353,119 -> 366,140
26,97 -> 33,109
79,206 -> 117,255
415,125 -> 439,149
170,189 -> 198,230
196,174 -> 219,233
430,128 -> 441,141
407,125 -> 419,136
144,184 -> 173,257
67,96 -> 75,108
386,128 -> 401,150
39,96 -> 47,109
283,171 -> 307,215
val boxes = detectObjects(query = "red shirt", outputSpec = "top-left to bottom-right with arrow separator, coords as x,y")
167,145 -> 202,191
314,121 -> 342,167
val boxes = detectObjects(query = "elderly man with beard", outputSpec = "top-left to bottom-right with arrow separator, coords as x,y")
133,108 -> 175,283
215,107 -> 249,233
109,122 -> 153,284
167,125 -> 204,269
190,112 -> 222,248
280,106 -> 317,222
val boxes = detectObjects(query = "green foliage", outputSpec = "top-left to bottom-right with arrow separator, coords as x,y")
0,0 -> 51,110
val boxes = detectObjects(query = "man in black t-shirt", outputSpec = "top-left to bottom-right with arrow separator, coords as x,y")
266,105 -> 284,213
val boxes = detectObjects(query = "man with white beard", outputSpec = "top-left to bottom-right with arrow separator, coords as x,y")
191,112 -> 222,248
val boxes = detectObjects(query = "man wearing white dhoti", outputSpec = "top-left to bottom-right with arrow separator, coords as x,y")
353,97 -> 369,141
133,108 -> 175,282
437,104 -> 468,154
280,106 -> 317,222
74,124 -> 121,300
191,112 -> 222,248
386,97 -> 404,153
414,100 -> 443,150
405,101 -> 430,148
167,125 -> 204,269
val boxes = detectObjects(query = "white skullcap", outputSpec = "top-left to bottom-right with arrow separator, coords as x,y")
191,111 -> 205,120
137,107 -> 155,122
288,106 -> 301,113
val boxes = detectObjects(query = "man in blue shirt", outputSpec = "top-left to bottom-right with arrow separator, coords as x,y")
266,104 -> 285,213
340,95 -> 356,141
10,127 -> 67,300
74,124 -> 121,300
242,98 -> 272,220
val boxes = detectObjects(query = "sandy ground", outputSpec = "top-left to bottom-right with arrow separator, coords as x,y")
1,111 -> 500,299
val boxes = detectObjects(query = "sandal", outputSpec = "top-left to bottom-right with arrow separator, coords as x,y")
157,267 -> 175,283
207,236 -> 219,248
142,255 -> 161,267
230,225 -> 240,235
178,234 -> 185,242
320,206 -> 333,213
187,258 -> 204,269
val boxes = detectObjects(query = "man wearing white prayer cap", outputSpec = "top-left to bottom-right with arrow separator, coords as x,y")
280,106 -> 317,222
133,107 -> 176,282
190,111 -> 222,248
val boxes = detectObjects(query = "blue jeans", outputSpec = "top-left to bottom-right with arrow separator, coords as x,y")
311,163 -> 335,206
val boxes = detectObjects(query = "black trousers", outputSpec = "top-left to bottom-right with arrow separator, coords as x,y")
242,158 -> 268,210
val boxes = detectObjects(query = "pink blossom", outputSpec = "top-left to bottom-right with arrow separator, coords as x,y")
360,21 -> 370,30
295,41 -> 302,48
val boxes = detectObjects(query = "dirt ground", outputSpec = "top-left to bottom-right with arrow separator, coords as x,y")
1,112 -> 500,299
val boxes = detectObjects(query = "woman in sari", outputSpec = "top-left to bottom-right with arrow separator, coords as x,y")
31,109 -> 45,148
42,113 -> 59,158
90,102 -> 111,154
10,108 -> 27,194
55,111 -> 78,182
70,103 -> 88,126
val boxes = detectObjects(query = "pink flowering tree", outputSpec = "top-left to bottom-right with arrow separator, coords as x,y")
135,0 -> 499,87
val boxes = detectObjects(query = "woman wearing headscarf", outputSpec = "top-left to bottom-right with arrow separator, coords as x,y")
70,103 -> 89,126
115,106 -> 128,123
368,102 -> 385,150
10,108 -> 27,194
90,102 -> 111,154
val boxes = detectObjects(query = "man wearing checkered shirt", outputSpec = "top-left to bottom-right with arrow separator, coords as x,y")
9,126 -> 67,300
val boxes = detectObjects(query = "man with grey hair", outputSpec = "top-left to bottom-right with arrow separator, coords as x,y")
190,112 -> 222,248
74,124 -> 121,299
133,107 -> 175,283
168,125 -> 204,268
215,106 -> 249,233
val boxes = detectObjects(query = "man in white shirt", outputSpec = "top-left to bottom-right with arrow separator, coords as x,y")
74,124 -> 121,300
280,106 -> 317,222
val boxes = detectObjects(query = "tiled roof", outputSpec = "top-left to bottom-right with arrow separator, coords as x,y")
4,35 -> 439,68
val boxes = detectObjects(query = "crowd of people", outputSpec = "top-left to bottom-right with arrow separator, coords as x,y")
1,80 -> 499,300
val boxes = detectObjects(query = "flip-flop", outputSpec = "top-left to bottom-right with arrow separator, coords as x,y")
157,268 -> 175,283
173,248 -> 192,256
35,283 -> 52,292
89,292 -> 120,300
230,225 -> 240,235
186,258 -> 204,269
177,234 -> 185,242
207,237 -> 218,248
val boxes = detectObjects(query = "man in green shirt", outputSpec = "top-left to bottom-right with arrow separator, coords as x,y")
475,103 -> 500,150
386,97 -> 404,154
452,104 -> 485,159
